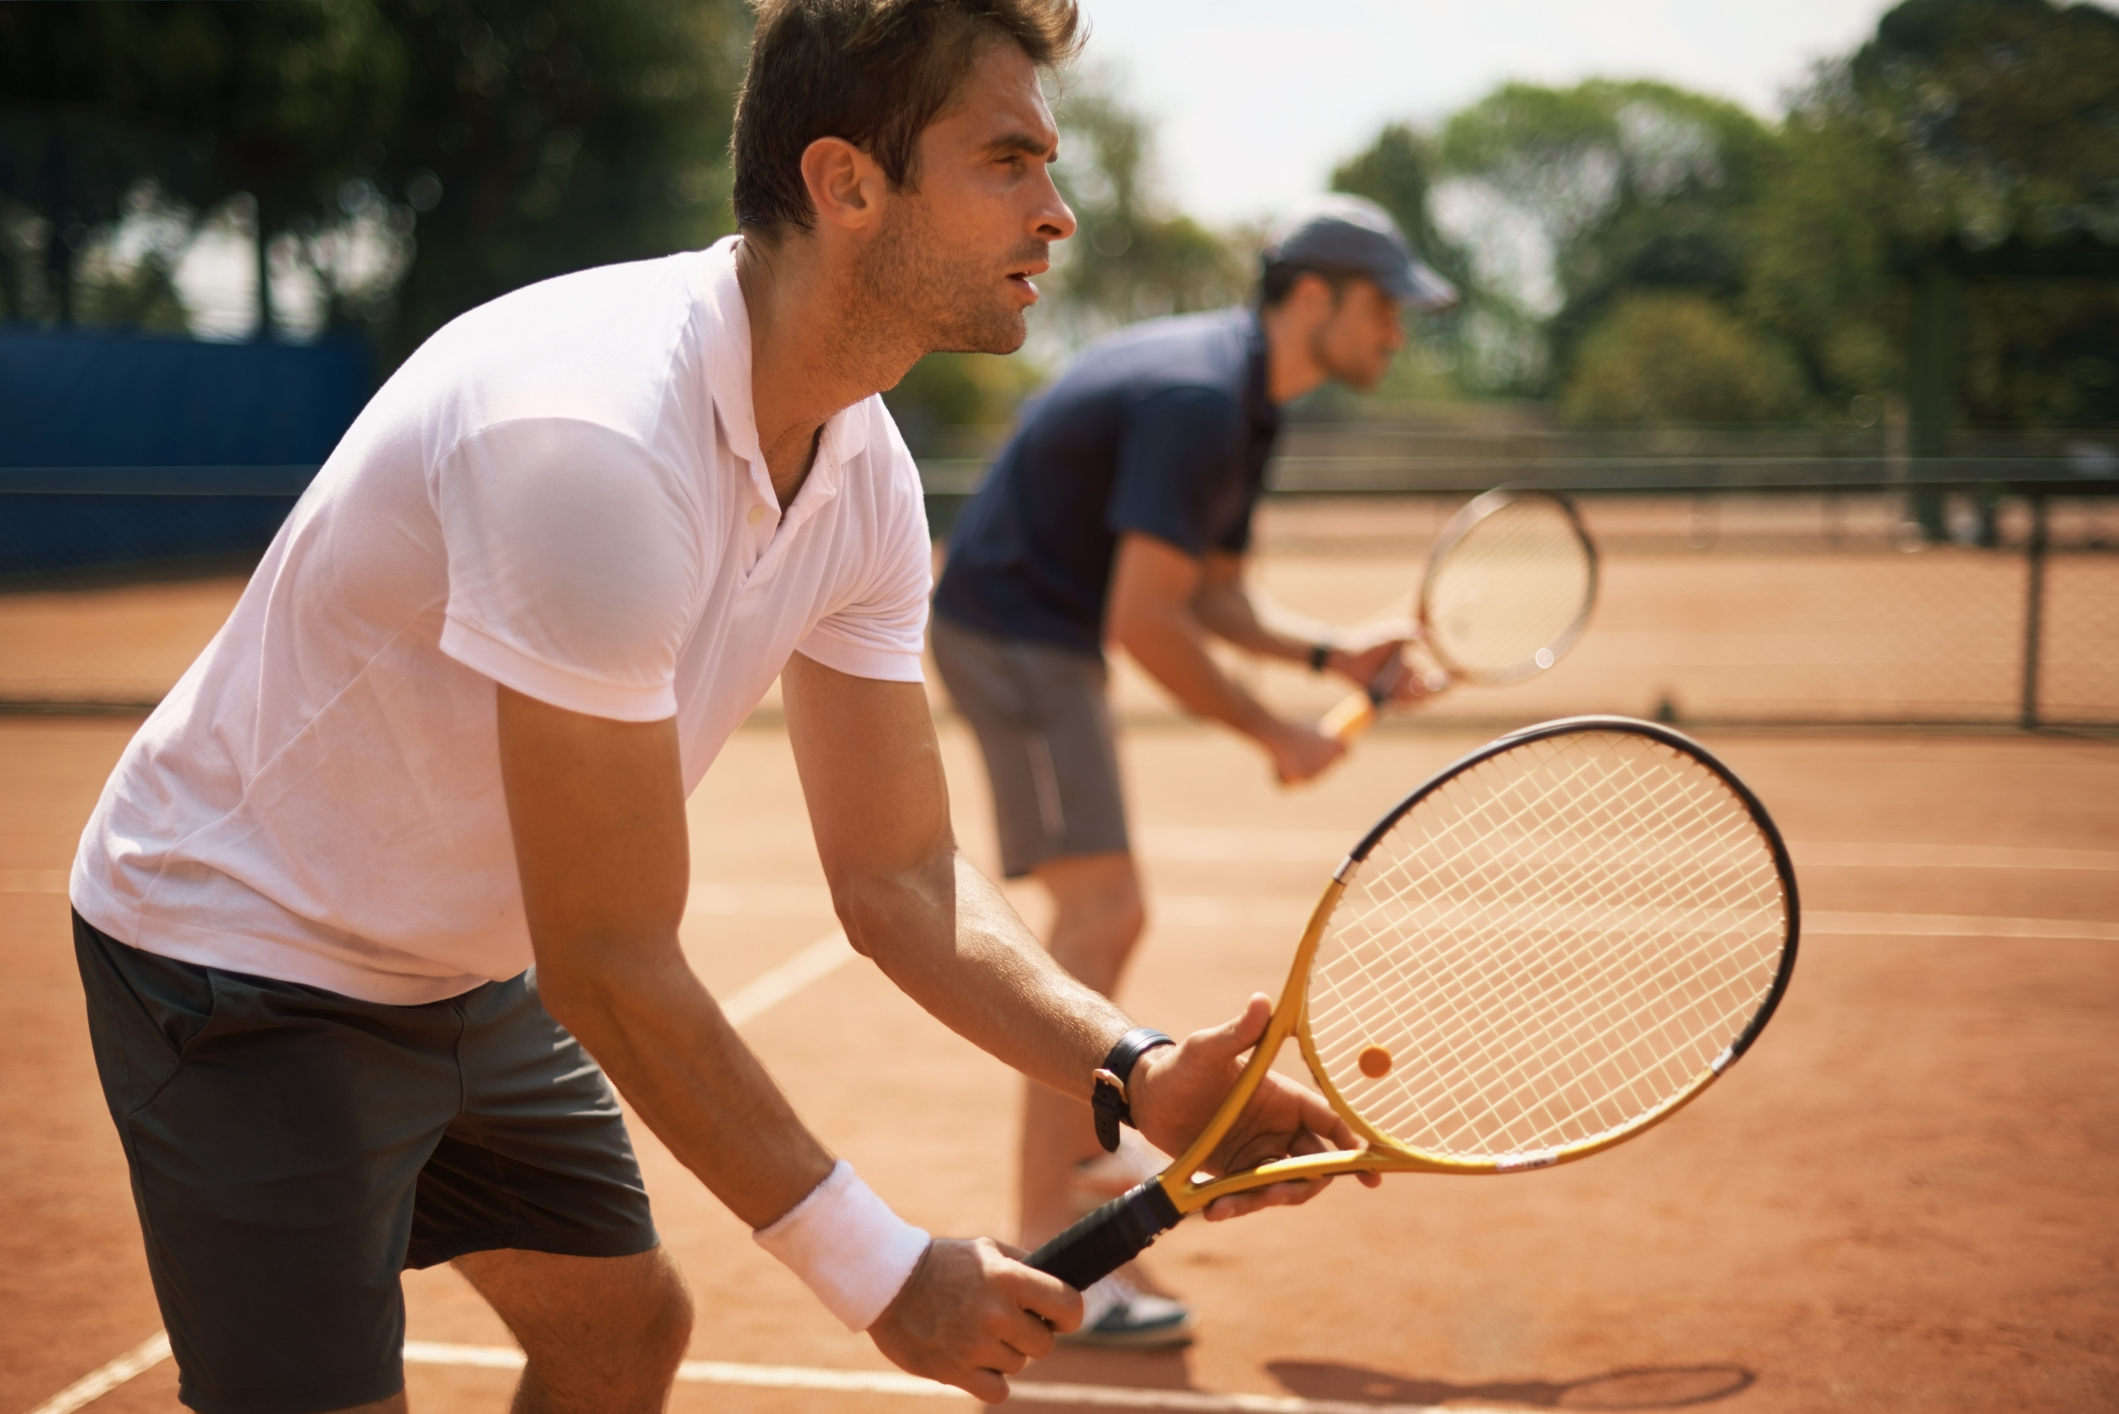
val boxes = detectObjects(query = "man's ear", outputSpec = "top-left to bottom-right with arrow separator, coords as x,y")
1292,270 -> 1339,322
801,136 -> 890,233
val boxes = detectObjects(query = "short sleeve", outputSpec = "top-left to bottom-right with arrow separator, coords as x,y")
1105,386 -> 1244,557
436,418 -> 704,721
795,445 -> 932,683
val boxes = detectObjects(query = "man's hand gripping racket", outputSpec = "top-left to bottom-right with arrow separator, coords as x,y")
1321,487 -> 1599,743
1030,717 -> 1800,1290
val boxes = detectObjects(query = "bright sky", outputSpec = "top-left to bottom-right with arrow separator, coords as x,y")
1073,0 -> 1911,223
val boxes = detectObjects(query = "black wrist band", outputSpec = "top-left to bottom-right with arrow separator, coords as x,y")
1090,1027 -> 1174,1153
1308,642 -> 1332,674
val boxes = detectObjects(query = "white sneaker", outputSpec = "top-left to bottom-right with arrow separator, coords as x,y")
1060,1274 -> 1195,1349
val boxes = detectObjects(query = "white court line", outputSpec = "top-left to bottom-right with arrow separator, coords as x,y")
403,1340 -> 1500,1413
719,928 -> 856,1026
1152,897 -> 2119,944
1805,911 -> 2119,943
21,1331 -> 172,1414
1790,841 -> 2119,872
686,881 -> 837,916
1137,827 -> 2119,873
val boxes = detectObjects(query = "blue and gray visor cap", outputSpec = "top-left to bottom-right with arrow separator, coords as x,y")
1263,194 -> 1461,313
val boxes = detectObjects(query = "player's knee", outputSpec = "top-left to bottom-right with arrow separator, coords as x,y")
632,1253 -> 695,1372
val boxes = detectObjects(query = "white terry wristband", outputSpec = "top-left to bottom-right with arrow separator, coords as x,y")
753,1161 -> 931,1331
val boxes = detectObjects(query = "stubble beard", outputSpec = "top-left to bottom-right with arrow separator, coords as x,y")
858,197 -> 1040,359
1312,320 -> 1390,393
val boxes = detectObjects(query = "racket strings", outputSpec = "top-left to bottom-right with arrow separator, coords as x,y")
1426,501 -> 1594,682
1307,731 -> 1787,1160
1368,754 -> 1778,1149
1328,747 -> 1779,1153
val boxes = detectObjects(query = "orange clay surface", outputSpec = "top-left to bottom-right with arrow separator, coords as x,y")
3,571 -> 2118,1414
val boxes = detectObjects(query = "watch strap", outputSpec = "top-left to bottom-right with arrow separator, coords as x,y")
1090,1028 -> 1175,1153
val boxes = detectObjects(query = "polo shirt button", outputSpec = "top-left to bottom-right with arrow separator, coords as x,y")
748,504 -> 766,526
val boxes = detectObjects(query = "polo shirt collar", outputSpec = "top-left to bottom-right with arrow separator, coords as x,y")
698,238 -> 869,523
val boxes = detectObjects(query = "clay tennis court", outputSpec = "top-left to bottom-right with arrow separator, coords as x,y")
4,502 -> 2117,1413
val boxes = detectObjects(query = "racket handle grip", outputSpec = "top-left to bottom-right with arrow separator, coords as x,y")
1321,690 -> 1377,743
1026,1179 -> 1183,1290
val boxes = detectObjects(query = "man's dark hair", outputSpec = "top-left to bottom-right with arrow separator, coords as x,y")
732,0 -> 1082,236
1257,262 -> 1360,310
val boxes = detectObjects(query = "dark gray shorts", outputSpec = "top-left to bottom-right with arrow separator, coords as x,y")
931,614 -> 1130,878
74,912 -> 658,1414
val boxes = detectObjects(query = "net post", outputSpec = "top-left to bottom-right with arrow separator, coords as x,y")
2020,492 -> 2048,731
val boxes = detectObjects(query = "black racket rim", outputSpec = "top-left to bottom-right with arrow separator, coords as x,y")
1338,714 -> 1801,1069
1418,485 -> 1601,687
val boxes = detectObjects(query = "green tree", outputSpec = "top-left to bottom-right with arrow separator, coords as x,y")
0,0 -> 746,367
1560,291 -> 1809,423
1043,71 -> 1247,344
367,0 -> 747,367
1434,79 -> 1785,399
1749,0 -> 2119,427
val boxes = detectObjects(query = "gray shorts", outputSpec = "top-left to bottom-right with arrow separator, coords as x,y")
74,912 -> 658,1414
931,614 -> 1129,878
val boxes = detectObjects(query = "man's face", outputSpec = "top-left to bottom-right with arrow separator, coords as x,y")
1310,278 -> 1408,392
859,40 -> 1075,357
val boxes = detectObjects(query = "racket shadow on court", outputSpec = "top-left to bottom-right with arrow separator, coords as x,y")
1266,1359 -> 1756,1410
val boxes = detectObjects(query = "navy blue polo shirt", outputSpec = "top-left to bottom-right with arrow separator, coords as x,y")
933,309 -> 1279,657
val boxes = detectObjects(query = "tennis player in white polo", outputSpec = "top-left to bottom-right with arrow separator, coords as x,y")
67,4 -> 1367,1412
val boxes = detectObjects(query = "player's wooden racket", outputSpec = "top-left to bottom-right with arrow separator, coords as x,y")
1321,487 -> 1598,742
1028,716 -> 1798,1290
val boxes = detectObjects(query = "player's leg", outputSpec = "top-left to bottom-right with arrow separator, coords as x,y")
451,1248 -> 691,1414
415,968 -> 678,1413
73,913 -> 465,1414
929,619 -> 1191,1346
1017,849 -> 1142,1249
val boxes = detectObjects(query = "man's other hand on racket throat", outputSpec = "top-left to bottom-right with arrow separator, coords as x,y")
1129,994 -> 1383,1217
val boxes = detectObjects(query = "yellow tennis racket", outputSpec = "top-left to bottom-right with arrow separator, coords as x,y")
1029,716 -> 1799,1290
1322,486 -> 1598,741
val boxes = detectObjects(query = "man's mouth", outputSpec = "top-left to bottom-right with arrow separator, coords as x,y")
1004,248 -> 1050,302
1007,261 -> 1048,301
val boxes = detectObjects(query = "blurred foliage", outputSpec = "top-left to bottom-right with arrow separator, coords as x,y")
881,352 -> 1044,458
1424,0 -> 2119,427
0,0 -> 746,367
1560,291 -> 1808,423
5,0 -> 2111,435
1043,71 -> 1251,343
1433,79 -> 1782,401
1754,0 -> 2119,426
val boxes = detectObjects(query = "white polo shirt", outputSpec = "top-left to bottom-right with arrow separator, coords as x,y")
71,237 -> 932,1004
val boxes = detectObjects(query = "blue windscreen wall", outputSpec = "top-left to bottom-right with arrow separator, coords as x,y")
0,327 -> 371,575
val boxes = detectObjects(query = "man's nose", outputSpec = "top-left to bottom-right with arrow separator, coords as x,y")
1035,171 -> 1077,243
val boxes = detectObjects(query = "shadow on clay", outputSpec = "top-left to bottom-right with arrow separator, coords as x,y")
1266,1360 -> 1757,1409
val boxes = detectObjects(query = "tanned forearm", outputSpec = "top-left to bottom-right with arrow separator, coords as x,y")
538,935 -> 834,1229
834,850 -> 1133,1103
1108,534 -> 1286,741
784,655 -> 1137,1102
498,685 -> 835,1230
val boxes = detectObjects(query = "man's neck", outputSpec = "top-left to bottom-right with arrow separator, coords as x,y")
1259,301 -> 1329,407
736,234 -> 923,507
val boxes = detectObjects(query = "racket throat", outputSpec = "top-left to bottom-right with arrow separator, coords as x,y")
1026,1179 -> 1184,1291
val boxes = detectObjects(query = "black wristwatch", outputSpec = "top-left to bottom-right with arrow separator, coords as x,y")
1090,1027 -> 1175,1153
